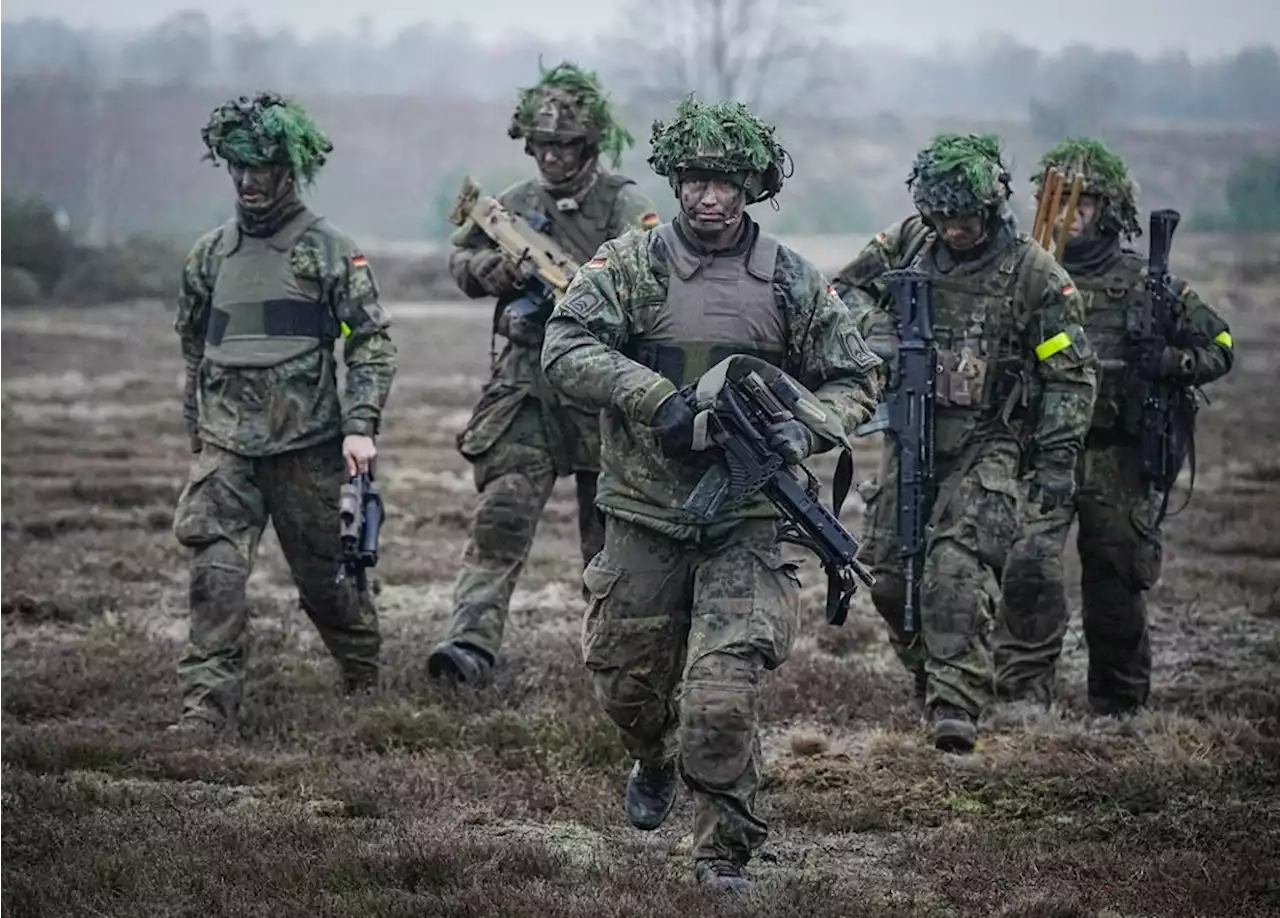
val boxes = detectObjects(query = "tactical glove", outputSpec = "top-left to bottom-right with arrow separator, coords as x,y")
650,388 -> 697,459
1027,452 -> 1077,514
471,250 -> 523,297
766,419 -> 813,465
1130,340 -> 1193,381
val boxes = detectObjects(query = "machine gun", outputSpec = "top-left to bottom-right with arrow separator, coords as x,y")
854,269 -> 936,635
335,472 -> 384,592
681,358 -> 875,627
1128,208 -> 1194,527
448,175 -> 579,341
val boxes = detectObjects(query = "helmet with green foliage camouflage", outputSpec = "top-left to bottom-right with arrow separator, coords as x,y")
200,92 -> 333,188
508,60 -> 635,169
647,95 -> 790,205
907,133 -> 1011,217
1032,137 -> 1141,239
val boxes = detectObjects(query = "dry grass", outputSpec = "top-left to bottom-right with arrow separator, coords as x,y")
3,236 -> 1279,916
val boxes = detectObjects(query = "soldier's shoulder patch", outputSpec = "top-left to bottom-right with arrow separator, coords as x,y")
587,256 -> 607,269
1061,283 -> 1076,295
351,253 -> 369,268
641,213 -> 660,230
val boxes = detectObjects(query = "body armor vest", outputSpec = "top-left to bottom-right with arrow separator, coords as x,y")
521,172 -> 635,262
626,223 -> 784,387
1069,249 -> 1144,432
205,208 -> 337,368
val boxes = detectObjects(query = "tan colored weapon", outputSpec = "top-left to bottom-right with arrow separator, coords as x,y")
1031,162 -> 1085,261
448,174 -> 578,292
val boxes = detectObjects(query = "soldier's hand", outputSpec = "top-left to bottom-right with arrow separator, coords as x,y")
471,250 -> 523,297
766,419 -> 813,465
343,434 -> 377,476
650,388 -> 697,459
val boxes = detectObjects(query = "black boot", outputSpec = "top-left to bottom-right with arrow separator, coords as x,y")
427,642 -> 493,687
930,702 -> 977,753
624,758 -> 677,830
695,859 -> 751,892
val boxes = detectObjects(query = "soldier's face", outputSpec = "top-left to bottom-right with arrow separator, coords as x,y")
230,164 -> 293,213
934,213 -> 986,251
531,138 -> 586,183
1054,193 -> 1100,238
679,176 -> 745,236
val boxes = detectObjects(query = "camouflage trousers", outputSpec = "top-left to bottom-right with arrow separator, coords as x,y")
581,515 -> 799,867
859,440 -> 1023,716
444,398 -> 603,661
172,439 -> 380,727
995,437 -> 1161,712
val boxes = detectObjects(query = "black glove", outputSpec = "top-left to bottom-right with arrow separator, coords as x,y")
651,388 -> 697,459
766,419 -> 813,465
1027,455 -> 1077,514
471,250 -> 523,297
1129,339 -> 1192,381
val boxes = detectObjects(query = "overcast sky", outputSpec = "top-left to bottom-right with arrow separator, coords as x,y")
3,0 -> 1278,58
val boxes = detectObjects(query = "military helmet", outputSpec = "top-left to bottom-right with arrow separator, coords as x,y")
647,94 -> 790,205
508,60 -> 635,168
1032,137 -> 1141,239
200,91 -> 333,187
907,132 -> 1011,218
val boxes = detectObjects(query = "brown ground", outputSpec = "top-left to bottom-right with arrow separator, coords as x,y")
3,234 -> 1278,918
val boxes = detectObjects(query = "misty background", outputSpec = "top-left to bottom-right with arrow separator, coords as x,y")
3,0 -> 1279,251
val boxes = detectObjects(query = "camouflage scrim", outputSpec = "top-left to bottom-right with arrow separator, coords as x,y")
508,61 -> 635,168
200,92 -> 333,186
175,209 -> 397,456
907,133 -> 1011,218
1032,137 -> 1141,239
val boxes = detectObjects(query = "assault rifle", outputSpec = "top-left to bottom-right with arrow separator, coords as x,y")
681,359 -> 876,627
853,269 -> 936,635
335,472 -> 384,592
448,175 -> 579,336
1127,208 -> 1193,527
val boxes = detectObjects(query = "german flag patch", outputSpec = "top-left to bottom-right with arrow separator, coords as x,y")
641,212 -> 660,230
351,254 -> 369,268
1062,284 -> 1076,295
587,257 -> 607,269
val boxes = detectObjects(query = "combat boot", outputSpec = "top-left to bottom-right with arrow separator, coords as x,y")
624,758 -> 678,830
427,642 -> 492,687
342,668 -> 380,696
164,712 -> 223,742
695,859 -> 752,893
929,702 -> 977,753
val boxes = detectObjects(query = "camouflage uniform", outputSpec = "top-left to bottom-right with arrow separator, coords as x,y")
833,133 -> 1098,748
542,97 -> 880,885
172,93 -> 397,730
430,63 -> 658,681
994,139 -> 1234,713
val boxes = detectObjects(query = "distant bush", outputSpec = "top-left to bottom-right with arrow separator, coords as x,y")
1,196 -> 76,291
1190,152 -> 1280,232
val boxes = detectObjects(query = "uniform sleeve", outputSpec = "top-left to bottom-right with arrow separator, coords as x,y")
608,182 -> 662,236
1170,278 -> 1234,386
173,228 -> 220,446
830,221 -> 905,341
541,236 -> 678,424
329,246 -> 397,438
785,256 -> 883,443
1025,261 -> 1099,466
447,220 -> 497,299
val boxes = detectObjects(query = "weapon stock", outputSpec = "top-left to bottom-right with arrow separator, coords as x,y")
336,472 -> 384,592
681,368 -> 875,627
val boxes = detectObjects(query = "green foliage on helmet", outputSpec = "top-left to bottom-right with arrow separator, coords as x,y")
1033,137 -> 1141,238
907,133 -> 1011,217
647,95 -> 789,204
508,60 -> 635,169
200,92 -> 333,188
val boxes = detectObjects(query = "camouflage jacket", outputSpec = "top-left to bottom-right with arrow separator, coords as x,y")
542,217 -> 882,540
448,169 -> 659,463
833,215 -> 1098,471
1060,242 -> 1233,434
175,208 -> 397,457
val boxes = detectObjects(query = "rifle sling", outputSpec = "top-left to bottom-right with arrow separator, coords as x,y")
534,186 -> 600,263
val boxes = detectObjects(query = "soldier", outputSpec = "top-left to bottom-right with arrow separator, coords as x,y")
427,62 -> 660,686
831,133 -> 1098,752
541,96 -> 881,891
170,92 -> 397,735
994,139 -> 1234,714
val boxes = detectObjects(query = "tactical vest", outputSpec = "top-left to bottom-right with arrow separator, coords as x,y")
205,209 -> 338,368
624,224 -> 784,387
1068,249 -> 1144,432
523,172 -> 636,262
903,234 -> 1038,453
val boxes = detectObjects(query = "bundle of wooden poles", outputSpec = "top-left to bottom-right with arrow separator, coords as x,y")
1031,163 -> 1085,261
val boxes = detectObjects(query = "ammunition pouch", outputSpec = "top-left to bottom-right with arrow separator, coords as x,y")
497,293 -> 554,347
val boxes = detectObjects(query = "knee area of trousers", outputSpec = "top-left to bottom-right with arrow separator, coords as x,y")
191,542 -> 248,603
678,655 -> 759,789
472,475 -> 541,555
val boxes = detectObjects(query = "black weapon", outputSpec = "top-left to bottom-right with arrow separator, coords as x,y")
335,472 -> 383,592
857,269 -> 936,635
681,363 -> 875,627
1127,208 -> 1188,526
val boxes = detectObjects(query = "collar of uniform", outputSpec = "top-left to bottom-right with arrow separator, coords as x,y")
666,215 -> 770,281
219,204 -> 318,257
